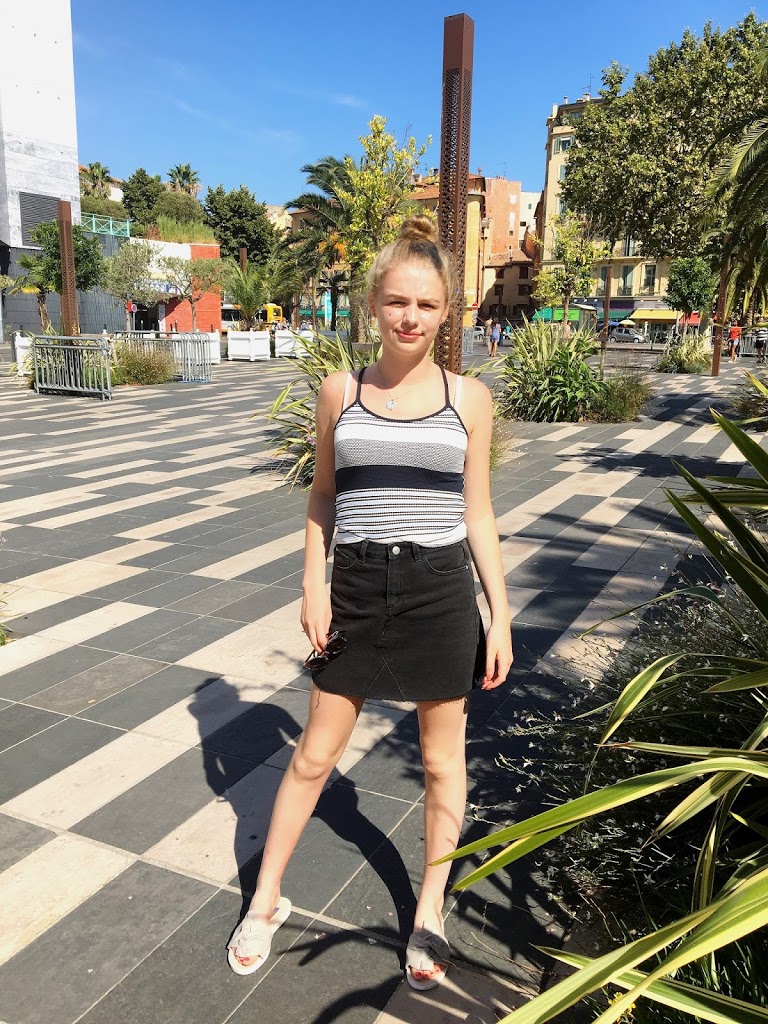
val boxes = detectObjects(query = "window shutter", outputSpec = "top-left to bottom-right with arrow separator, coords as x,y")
19,193 -> 60,247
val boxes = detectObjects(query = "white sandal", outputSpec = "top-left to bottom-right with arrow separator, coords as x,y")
227,897 -> 292,976
405,927 -> 450,991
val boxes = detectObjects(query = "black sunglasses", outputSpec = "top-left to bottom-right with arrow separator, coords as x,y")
304,630 -> 347,671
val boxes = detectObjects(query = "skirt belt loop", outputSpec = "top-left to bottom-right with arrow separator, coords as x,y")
412,542 -> 423,561
359,539 -> 369,562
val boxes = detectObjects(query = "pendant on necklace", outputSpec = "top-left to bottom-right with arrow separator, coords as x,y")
386,398 -> 396,410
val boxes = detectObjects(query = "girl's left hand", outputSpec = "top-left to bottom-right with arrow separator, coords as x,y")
481,621 -> 514,690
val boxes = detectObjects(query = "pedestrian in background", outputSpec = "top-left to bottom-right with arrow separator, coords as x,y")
728,322 -> 742,362
490,320 -> 501,357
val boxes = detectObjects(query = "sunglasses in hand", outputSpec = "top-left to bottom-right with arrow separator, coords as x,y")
303,630 -> 347,671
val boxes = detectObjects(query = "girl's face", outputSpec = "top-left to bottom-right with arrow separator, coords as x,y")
369,261 -> 449,358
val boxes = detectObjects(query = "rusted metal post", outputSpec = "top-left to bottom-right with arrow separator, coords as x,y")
57,200 -> 79,336
711,248 -> 730,378
600,260 -> 612,369
436,13 -> 474,373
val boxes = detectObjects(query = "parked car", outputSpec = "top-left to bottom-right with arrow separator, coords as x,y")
473,326 -> 485,340
609,325 -> 645,343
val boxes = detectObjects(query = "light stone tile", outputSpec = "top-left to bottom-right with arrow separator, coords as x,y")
495,512 -> 539,536
144,763 -> 284,885
678,424 -> 719,445
0,833 -> 132,965
190,473 -> 285,505
578,497 -> 642,528
0,635 -> 71,676
0,487 -> 105,521
84,540 -> 171,565
7,560 -> 145,596
2,587 -> 71,619
500,538 -> 544,575
717,444 -> 745,464
33,486 -> 196,529
1,731 -> 188,829
115,504 -> 238,541
192,529 -> 305,580
36,601 -> 154,644
573,530 -> 645,571
69,459 -> 158,479
619,422 -> 681,454
539,425 -> 589,443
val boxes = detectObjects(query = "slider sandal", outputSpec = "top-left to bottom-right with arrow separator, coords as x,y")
227,897 -> 292,976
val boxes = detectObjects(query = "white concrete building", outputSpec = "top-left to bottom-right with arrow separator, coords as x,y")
0,2 -> 80,252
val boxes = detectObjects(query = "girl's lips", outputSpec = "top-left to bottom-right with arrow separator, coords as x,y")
396,331 -> 420,339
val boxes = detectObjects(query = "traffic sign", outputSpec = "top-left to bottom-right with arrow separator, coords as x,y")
471,302 -> 478,310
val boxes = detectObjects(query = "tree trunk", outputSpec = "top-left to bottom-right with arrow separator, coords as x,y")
190,300 -> 198,331
37,290 -> 49,332
331,289 -> 338,333
125,303 -> 131,331
310,277 -> 318,331
562,294 -> 571,340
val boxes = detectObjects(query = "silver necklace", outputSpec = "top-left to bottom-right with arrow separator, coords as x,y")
375,366 -> 431,410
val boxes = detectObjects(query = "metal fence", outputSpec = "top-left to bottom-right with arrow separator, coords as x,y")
31,336 -> 112,400
113,332 -> 212,383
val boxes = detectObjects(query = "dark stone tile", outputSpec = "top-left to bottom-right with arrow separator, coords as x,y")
0,553 -> 68,583
0,703 -> 64,751
234,553 -> 305,585
84,608 -> 199,654
74,746 -> 255,853
514,589 -> 605,630
87,569 -> 182,602
543,566 -> 614,596
76,890 -> 309,1024
79,664 -> 219,730
122,543 -> 201,569
214,585 -> 298,623
169,580 -> 266,614
203,686 -> 308,764
229,920 -> 400,1024
0,717 -> 119,802
0,645 -> 116,701
506,553 -> 577,590
0,812 -> 54,873
129,615 -> 243,663
4,595 -> 108,638
237,783 -> 415,915
337,712 -> 425,803
0,862 -> 214,1024
150,548 -> 235,574
24,654 -> 165,715
507,623 -> 564,672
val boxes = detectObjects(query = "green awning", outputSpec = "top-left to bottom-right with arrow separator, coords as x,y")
533,307 -> 581,322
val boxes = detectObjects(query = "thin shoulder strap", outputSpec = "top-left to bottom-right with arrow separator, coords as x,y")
341,372 -> 354,411
356,366 -> 365,401
453,373 -> 463,414
439,365 -> 450,406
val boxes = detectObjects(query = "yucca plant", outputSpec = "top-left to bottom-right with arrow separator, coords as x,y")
443,409 -> 768,1024
656,334 -> 710,374
495,318 -> 605,422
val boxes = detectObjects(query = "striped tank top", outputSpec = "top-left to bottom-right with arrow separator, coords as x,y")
334,366 -> 468,547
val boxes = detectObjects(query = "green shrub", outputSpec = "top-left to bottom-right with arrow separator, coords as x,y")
656,333 -> 709,373
111,343 -> 175,386
591,371 -> 653,422
153,215 -> 216,243
728,369 -> 768,430
495,319 -> 604,422
80,194 -> 128,220
447,409 -> 768,1024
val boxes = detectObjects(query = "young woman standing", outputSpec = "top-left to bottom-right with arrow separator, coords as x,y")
228,216 -> 513,989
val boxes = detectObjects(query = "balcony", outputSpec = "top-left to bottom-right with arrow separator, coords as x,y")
640,285 -> 659,295
617,285 -> 633,297
81,213 -> 131,238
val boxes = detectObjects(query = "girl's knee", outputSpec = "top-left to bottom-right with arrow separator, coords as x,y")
291,739 -> 340,784
420,746 -> 465,781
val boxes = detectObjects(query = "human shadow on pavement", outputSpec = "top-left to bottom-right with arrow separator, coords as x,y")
188,678 -> 416,946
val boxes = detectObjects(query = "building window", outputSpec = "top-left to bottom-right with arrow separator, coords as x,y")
596,265 -> 609,297
558,198 -> 567,216
623,236 -> 637,257
554,136 -> 572,153
19,193 -> 60,247
495,268 -> 505,280
643,263 -> 657,293
619,265 -> 633,296
519,265 -> 529,280
494,284 -> 504,296
558,164 -> 568,181
518,284 -> 532,296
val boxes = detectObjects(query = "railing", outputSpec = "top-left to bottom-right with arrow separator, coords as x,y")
617,286 -> 633,296
112,332 -> 211,383
31,336 -> 112,400
81,213 -> 131,238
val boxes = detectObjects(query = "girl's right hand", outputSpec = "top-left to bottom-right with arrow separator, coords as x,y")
301,584 -> 332,654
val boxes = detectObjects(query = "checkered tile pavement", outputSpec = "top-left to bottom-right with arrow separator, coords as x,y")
0,360 -> 756,1023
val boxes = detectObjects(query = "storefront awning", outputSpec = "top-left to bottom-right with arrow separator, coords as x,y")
532,308 -> 581,322
631,309 -> 676,322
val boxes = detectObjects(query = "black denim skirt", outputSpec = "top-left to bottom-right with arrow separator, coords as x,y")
312,538 -> 486,702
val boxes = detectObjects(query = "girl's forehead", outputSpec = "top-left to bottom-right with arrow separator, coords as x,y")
378,261 -> 446,295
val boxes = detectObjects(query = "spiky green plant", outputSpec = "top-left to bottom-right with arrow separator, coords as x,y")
442,409 -> 768,1024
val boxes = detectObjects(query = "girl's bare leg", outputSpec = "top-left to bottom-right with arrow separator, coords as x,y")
236,685 -> 364,967
411,696 -> 469,980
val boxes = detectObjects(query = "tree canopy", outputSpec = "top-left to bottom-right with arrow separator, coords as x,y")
103,241 -> 163,328
560,14 -> 768,258
203,185 -> 275,264
152,190 -> 205,224
158,255 -> 223,330
32,221 -> 104,294
534,214 -> 610,324
121,168 -> 165,224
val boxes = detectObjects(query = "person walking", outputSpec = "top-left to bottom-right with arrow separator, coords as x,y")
756,323 -> 767,366
484,316 -> 493,354
227,215 -> 513,990
728,321 -> 742,362
490,320 -> 501,357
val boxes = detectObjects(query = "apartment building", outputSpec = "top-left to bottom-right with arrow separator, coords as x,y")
540,96 -> 674,331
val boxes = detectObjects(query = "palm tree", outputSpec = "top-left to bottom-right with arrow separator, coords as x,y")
168,163 -> 201,197
319,269 -> 348,331
80,162 -> 112,198
224,262 -> 266,330
10,255 -> 56,331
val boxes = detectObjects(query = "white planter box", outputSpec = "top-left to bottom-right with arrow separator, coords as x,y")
13,333 -> 31,374
274,330 -> 298,357
227,331 -> 271,361
205,331 -> 221,364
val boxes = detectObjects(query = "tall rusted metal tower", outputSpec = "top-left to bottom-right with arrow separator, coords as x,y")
57,200 -> 80,335
436,13 -> 474,372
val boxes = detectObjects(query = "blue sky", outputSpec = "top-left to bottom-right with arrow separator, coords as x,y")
72,0 -> 765,206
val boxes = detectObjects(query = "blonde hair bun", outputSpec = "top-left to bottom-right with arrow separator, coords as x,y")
398,215 -> 439,245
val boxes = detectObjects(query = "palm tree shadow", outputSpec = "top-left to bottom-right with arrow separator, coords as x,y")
188,679 -> 416,945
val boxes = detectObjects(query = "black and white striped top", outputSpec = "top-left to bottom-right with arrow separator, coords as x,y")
334,366 -> 468,547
